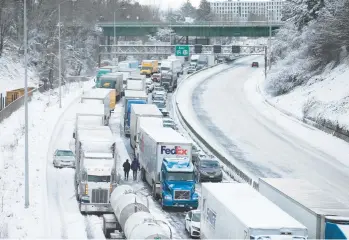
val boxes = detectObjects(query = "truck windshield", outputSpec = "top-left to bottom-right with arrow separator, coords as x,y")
141,66 -> 152,70
161,67 -> 170,71
88,175 -> 111,182
97,79 -> 116,89
166,172 -> 194,181
200,160 -> 219,168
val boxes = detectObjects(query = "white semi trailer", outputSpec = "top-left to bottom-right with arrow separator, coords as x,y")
259,178 -> 349,239
129,104 -> 163,149
200,182 -> 308,239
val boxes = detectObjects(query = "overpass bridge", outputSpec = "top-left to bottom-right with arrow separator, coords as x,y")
98,21 -> 284,37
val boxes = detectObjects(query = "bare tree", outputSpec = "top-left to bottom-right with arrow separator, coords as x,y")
0,0 -> 14,56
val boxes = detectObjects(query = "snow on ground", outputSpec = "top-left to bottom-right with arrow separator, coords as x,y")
262,60 -> 349,131
0,80 -> 93,238
0,54 -> 38,94
176,56 -> 349,206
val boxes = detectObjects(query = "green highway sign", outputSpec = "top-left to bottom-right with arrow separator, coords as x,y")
175,45 -> 190,57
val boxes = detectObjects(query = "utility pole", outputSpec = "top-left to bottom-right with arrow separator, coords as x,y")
24,0 -> 29,208
268,9 -> 272,70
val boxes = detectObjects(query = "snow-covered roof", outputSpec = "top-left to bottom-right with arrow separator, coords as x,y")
100,73 -> 123,80
260,178 -> 349,216
83,89 -> 111,99
124,90 -> 147,98
163,157 -> 194,172
127,81 -> 143,90
202,183 -> 306,229
142,125 -> 191,144
128,74 -> 145,80
139,117 -> 163,129
132,104 -> 162,116
85,158 -> 113,176
76,103 -> 104,116
78,126 -> 114,142
77,116 -> 103,127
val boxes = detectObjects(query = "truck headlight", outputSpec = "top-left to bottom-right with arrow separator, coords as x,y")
192,193 -> 199,200
192,226 -> 200,231
164,194 -> 172,200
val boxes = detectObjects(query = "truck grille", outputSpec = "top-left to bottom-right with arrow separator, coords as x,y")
91,189 -> 109,203
174,190 -> 190,200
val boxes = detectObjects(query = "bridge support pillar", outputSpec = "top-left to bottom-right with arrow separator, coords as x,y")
107,36 -> 111,59
186,36 -> 189,44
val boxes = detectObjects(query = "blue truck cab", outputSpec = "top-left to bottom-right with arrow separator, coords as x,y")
160,157 -> 199,210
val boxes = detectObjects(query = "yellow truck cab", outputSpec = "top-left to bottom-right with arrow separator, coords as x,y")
140,60 -> 158,77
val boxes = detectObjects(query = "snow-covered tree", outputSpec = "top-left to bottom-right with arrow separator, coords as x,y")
196,0 -> 214,21
180,0 -> 197,19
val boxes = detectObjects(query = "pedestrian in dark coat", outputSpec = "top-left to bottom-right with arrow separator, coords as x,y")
123,159 -> 131,180
131,158 -> 140,180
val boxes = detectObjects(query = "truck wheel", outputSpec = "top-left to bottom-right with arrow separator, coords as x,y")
141,168 -> 145,181
152,183 -> 159,200
161,198 -> 167,210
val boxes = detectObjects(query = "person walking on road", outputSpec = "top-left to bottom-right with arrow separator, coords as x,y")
131,158 -> 140,181
123,159 -> 131,180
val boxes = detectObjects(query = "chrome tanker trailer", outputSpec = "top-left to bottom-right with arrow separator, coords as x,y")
102,185 -> 172,239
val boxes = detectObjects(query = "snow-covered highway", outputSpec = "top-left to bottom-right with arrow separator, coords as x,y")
176,56 -> 349,206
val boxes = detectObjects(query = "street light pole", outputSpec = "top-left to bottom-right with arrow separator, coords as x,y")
58,3 -> 62,108
24,0 -> 29,208
268,9 -> 272,70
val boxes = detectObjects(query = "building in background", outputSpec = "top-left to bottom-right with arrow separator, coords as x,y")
209,0 -> 284,22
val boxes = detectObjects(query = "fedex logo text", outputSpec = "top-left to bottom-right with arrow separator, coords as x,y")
160,146 -> 188,155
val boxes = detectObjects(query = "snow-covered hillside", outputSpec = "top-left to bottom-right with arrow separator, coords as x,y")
0,53 -> 38,94
262,60 -> 349,134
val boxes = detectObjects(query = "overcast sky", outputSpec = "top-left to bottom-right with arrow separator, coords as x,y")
136,0 -> 201,10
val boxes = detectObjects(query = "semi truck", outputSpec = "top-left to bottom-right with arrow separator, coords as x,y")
129,104 -> 163,150
160,71 -> 177,92
207,55 -> 215,66
123,90 -> 148,137
259,178 -> 349,239
138,125 -> 198,209
96,73 -> 123,103
74,126 -> 117,213
81,89 -> 112,123
140,60 -> 158,77
200,182 -> 308,239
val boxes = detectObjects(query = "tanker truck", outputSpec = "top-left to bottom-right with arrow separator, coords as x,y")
102,185 -> 172,239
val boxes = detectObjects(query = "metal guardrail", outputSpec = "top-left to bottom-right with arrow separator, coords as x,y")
98,21 -> 284,27
0,76 -> 91,124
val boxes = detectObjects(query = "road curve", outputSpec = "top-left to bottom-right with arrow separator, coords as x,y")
176,56 -> 349,206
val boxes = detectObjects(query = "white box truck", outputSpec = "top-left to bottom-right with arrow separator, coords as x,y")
126,74 -> 146,91
138,125 -> 198,209
161,59 -> 182,77
259,178 -> 349,239
129,104 -> 163,150
200,182 -> 308,239
75,126 -> 117,213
